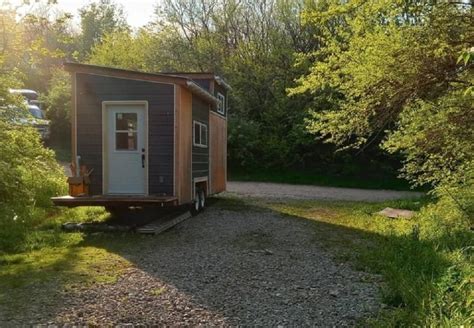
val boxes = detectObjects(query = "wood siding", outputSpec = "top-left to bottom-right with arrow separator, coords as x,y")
174,86 -> 193,204
192,95 -> 209,179
210,112 -> 227,193
75,73 -> 174,196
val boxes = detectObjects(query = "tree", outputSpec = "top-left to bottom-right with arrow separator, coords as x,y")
41,68 -> 71,144
290,0 -> 473,191
79,0 -> 129,58
0,4 -> 66,252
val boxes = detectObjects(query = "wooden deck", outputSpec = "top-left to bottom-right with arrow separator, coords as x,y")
52,195 -> 178,208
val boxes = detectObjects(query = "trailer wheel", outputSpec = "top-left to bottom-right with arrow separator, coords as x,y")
199,189 -> 206,210
190,189 -> 201,216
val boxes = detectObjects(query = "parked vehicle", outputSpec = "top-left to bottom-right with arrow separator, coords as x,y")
9,89 -> 50,140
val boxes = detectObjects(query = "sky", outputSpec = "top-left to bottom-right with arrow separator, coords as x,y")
2,0 -> 160,28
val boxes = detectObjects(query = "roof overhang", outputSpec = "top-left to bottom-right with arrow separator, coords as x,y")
215,76 -> 231,90
157,72 -> 231,91
186,81 -> 219,105
63,62 -> 219,105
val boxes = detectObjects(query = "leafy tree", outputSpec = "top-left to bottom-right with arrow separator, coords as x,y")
41,68 -> 71,144
79,0 -> 129,58
290,0 -> 473,190
0,4 -> 66,252
88,0 -> 402,175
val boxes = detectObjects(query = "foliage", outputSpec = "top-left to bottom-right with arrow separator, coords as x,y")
41,68 -> 71,144
290,0 -> 473,188
0,119 -> 66,253
383,91 -> 474,190
78,0 -> 129,58
17,11 -> 76,92
229,166 -> 412,191
87,0 -> 402,179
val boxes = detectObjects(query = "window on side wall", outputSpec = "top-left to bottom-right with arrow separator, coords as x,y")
193,120 -> 208,148
217,93 -> 225,115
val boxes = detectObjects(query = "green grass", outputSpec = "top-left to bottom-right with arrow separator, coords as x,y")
1,197 -> 471,326
0,207 -> 133,319
260,198 -> 473,327
229,168 -> 415,191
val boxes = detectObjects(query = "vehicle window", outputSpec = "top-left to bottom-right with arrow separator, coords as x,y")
29,106 -> 43,119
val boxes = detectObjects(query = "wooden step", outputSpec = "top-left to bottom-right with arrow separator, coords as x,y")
136,211 -> 192,234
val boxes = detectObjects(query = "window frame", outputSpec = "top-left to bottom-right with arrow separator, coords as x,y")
114,112 -> 139,152
217,92 -> 225,115
193,120 -> 208,148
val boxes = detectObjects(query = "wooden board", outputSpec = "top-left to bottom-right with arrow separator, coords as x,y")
174,86 -> 193,204
136,211 -> 191,234
210,112 -> 227,194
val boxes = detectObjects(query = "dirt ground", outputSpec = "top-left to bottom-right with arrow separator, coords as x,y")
2,182 -> 422,326
227,181 -> 423,202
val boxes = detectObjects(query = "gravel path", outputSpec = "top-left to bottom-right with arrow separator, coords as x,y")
227,181 -> 423,202
34,201 -> 382,327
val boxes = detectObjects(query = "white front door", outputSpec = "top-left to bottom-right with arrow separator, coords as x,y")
104,102 -> 147,195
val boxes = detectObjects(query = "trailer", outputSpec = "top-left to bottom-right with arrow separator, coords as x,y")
52,62 -> 229,215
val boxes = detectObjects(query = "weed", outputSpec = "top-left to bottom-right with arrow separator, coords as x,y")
263,198 -> 472,326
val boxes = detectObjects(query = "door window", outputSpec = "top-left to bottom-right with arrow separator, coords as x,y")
115,112 -> 138,151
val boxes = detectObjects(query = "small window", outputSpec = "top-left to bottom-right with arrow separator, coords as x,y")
115,112 -> 137,151
193,120 -> 208,148
217,93 -> 225,115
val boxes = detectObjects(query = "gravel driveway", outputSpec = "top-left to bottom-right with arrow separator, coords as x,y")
30,199 -> 383,327
227,181 -> 423,202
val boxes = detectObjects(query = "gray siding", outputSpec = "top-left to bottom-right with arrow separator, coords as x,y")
192,95 -> 209,179
76,73 -> 174,196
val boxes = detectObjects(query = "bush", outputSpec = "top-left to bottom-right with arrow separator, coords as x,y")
41,69 -> 71,145
367,185 -> 473,326
0,120 -> 66,253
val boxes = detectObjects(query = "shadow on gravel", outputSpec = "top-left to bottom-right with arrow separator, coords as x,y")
26,197 -> 450,326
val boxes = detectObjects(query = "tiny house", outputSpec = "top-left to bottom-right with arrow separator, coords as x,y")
52,63 -> 230,213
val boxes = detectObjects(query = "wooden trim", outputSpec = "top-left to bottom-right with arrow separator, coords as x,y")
208,105 -> 212,193
174,85 -> 180,199
65,62 -> 186,86
209,112 -> 227,193
71,72 -> 77,167
209,80 -> 215,94
175,86 -> 193,205
64,62 -> 220,104
224,118 -> 227,190
169,73 -> 216,79
101,101 -> 149,195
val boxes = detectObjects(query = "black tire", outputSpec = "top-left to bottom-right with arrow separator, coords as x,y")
190,188 -> 201,216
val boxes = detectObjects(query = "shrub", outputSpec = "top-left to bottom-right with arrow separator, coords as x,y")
41,68 -> 71,145
0,120 -> 66,253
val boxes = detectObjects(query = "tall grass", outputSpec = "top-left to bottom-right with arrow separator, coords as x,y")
269,197 -> 473,326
